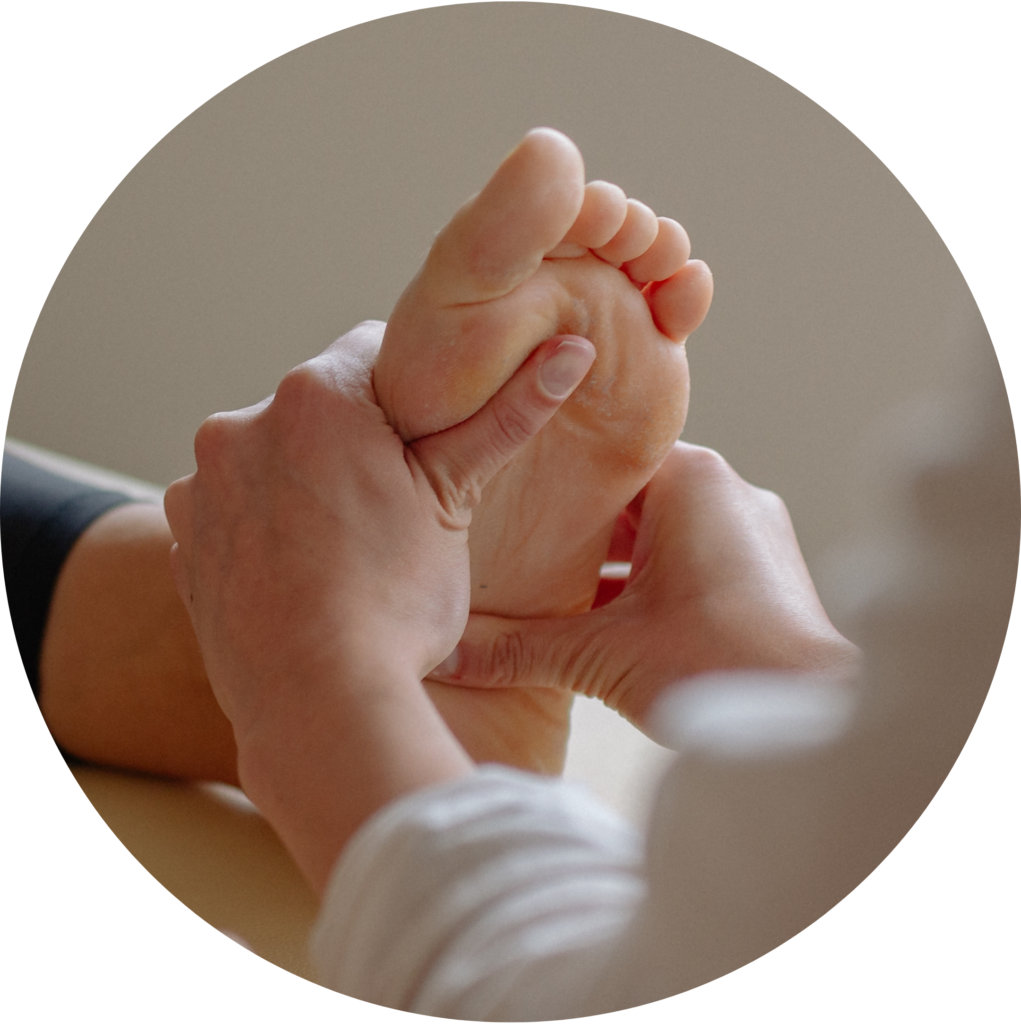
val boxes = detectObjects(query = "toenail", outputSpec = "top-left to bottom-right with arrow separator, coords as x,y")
539,337 -> 596,399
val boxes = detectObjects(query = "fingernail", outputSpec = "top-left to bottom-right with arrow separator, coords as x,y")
538,337 -> 595,399
434,646 -> 460,679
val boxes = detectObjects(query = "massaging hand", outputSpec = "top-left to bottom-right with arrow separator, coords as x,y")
163,320 -> 595,891
432,442 -> 860,732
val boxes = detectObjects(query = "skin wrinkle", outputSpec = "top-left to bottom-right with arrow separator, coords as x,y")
600,650 -> 647,714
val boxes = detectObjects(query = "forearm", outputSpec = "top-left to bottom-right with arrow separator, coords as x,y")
39,502 -> 240,783
236,663 -> 472,895
37,501 -> 548,783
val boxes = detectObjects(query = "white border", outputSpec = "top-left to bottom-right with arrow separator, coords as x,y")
2,2 -> 1017,1020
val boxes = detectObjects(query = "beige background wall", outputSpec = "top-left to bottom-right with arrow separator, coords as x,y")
9,3 -> 1002,600
4,1 -> 1015,1000
8,2 -> 1009,812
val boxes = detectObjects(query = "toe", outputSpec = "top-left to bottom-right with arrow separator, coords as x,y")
646,259 -> 714,341
622,218 -> 691,284
563,181 -> 628,250
593,199 -> 660,267
420,128 -> 585,306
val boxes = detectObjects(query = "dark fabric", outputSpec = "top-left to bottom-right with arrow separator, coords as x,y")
1,452 -> 136,698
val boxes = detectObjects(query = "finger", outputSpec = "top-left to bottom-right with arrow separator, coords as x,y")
641,441 -> 742,519
319,319 -> 387,372
625,442 -> 707,575
428,609 -> 607,698
268,320 -> 388,422
628,441 -> 771,580
411,335 -> 595,513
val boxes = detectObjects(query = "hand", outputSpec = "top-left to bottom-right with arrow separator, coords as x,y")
164,320 -> 595,741
163,320 -> 595,890
432,442 -> 860,732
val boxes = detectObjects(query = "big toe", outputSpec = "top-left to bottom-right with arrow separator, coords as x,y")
418,128 -> 586,306
647,259 -> 714,340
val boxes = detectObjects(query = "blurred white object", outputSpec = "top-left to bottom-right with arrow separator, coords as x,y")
650,672 -> 856,759
313,331 -> 1018,1017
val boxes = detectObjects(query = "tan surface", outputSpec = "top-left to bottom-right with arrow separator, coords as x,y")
69,693 -> 676,982
72,764 -> 319,982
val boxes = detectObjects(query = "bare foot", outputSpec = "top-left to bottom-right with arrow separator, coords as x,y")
375,129 -> 713,772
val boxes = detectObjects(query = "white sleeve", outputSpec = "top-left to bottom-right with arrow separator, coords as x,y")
311,351 -> 1012,1020
309,764 -> 647,1021
310,677 -> 859,1020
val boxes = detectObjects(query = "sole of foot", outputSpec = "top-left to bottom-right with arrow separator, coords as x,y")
375,128 -> 714,771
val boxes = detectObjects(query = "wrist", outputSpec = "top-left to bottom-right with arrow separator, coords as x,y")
217,616 -> 432,743
234,660 -> 472,894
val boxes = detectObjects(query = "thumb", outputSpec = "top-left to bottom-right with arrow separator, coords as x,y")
427,608 -> 612,698
410,336 -> 595,514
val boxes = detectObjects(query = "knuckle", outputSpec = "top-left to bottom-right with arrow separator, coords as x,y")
352,318 -> 387,339
193,412 -> 234,469
682,445 -> 757,498
756,485 -> 783,507
686,444 -> 730,477
270,362 -> 346,443
757,486 -> 792,522
274,363 -> 323,411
